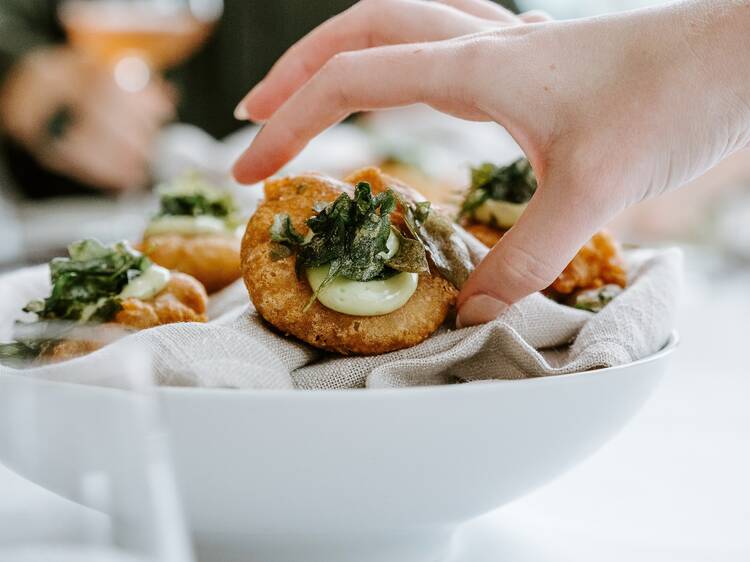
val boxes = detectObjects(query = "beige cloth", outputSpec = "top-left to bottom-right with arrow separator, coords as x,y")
0,245 -> 681,390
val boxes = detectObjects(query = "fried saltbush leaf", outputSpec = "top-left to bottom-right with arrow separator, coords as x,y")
0,341 -> 46,368
157,173 -> 238,220
27,239 -> 150,323
419,212 -> 474,289
268,182 -> 430,308
460,157 -> 538,218
573,284 -> 623,313
394,193 -> 473,289
386,227 -> 429,274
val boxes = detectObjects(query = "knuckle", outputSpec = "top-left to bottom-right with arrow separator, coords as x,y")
322,52 -> 357,107
444,35 -> 495,104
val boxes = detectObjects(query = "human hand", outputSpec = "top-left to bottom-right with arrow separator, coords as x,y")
0,48 -> 175,191
232,0 -> 750,325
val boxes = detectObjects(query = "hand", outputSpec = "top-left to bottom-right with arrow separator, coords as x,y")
0,48 -> 175,192
232,0 -> 750,326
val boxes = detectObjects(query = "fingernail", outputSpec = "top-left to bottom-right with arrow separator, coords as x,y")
234,80 -> 267,121
234,102 -> 249,121
456,295 -> 508,328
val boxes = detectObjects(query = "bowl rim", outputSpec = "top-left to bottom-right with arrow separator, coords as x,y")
158,330 -> 679,400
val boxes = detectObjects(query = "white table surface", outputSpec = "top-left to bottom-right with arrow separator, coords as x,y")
2,253 -> 749,562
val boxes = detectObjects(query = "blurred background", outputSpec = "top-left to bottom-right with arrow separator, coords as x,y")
0,0 -> 748,272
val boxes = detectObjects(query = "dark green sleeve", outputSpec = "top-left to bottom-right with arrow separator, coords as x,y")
0,0 -> 62,86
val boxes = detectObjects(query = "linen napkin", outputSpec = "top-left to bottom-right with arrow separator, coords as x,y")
0,245 -> 682,390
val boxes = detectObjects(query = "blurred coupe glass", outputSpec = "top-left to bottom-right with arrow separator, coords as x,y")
58,0 -> 223,92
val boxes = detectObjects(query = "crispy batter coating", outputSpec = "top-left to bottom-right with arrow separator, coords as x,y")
45,339 -> 106,363
547,230 -> 627,295
464,219 -> 627,295
244,173 -> 353,249
43,272 -> 208,363
241,169 -> 458,355
141,233 -> 241,293
115,272 -> 208,329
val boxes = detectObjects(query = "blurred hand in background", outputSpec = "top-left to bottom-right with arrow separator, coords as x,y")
0,47 -> 174,192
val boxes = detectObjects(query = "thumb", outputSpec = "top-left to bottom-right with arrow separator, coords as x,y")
456,169 -> 609,327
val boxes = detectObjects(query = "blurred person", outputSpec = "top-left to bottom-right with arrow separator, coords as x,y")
231,0 -> 750,326
0,0 -> 520,198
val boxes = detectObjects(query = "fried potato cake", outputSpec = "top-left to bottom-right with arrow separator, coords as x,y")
241,170 -> 458,355
465,219 -> 627,295
44,272 -> 208,362
547,230 -> 627,295
142,233 -> 241,293
116,271 -> 208,329
45,339 -> 108,363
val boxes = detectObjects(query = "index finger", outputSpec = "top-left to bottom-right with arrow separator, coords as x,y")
235,0 -> 494,122
232,42 -> 471,184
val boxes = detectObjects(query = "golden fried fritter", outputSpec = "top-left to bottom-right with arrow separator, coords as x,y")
115,272 -> 208,329
241,169 -> 458,355
244,173 -> 353,249
547,230 -> 627,295
45,339 -> 106,363
43,272 -> 208,363
141,233 -> 241,293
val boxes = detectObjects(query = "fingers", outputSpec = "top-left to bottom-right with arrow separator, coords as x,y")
233,42 -> 473,184
456,171 -> 611,326
519,10 -> 553,23
434,0 -> 518,22
236,0 -> 493,122
48,130 -> 149,191
134,79 -> 177,124
42,79 -> 170,191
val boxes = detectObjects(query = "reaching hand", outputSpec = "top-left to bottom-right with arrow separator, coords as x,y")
232,0 -> 750,325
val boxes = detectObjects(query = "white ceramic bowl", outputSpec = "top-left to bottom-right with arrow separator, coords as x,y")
0,333 -> 678,562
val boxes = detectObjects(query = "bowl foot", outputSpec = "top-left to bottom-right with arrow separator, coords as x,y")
194,527 -> 455,562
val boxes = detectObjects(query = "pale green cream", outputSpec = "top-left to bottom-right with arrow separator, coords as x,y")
144,215 -> 235,237
306,266 -> 418,316
119,265 -> 171,300
473,199 -> 528,230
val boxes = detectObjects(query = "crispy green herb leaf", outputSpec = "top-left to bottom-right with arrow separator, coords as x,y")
270,213 -> 305,246
269,242 -> 293,261
393,193 -> 428,238
269,182 -> 431,308
460,158 -> 537,218
573,284 -> 623,313
1,240 -> 150,367
156,173 -> 239,223
386,227 -> 429,273
413,201 -> 431,223
418,212 -> 473,289
30,240 -> 149,323
0,341 -> 45,368
394,193 -> 473,288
